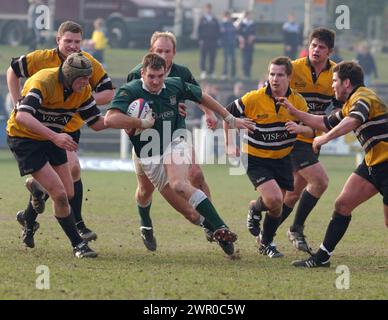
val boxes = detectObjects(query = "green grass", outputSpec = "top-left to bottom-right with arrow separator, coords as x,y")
1,43 -> 388,83
0,150 -> 387,299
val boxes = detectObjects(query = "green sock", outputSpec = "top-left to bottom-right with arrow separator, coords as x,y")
190,190 -> 225,230
138,202 -> 152,228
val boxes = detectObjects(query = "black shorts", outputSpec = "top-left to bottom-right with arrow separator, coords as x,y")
7,136 -> 67,176
290,140 -> 320,171
67,130 -> 81,144
246,155 -> 294,191
354,160 -> 388,205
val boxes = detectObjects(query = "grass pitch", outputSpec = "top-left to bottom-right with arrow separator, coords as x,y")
0,151 -> 387,299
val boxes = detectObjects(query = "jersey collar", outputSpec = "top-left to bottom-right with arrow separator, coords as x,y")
265,85 -> 292,98
55,47 -> 67,62
347,85 -> 364,101
141,78 -> 166,95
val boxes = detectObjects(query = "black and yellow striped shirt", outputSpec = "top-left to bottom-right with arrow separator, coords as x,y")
291,57 -> 340,143
325,86 -> 388,166
10,48 -> 113,132
227,85 -> 308,159
7,67 -> 100,141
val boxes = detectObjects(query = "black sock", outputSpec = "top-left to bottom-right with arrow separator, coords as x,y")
261,213 -> 281,245
279,204 -> 293,226
316,211 -> 352,262
252,197 -> 268,212
292,190 -> 319,229
56,211 -> 83,247
69,180 -> 85,228
24,197 -> 38,229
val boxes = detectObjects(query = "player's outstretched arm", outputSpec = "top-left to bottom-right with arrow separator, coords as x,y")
278,97 -> 327,132
223,121 -> 240,157
312,116 -> 360,153
285,121 -> 314,137
89,116 -> 108,131
201,93 -> 255,132
93,89 -> 115,105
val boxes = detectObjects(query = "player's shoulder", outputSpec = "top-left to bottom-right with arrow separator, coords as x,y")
30,67 -> 58,81
172,63 -> 192,74
240,88 -> 265,105
328,59 -> 337,69
121,78 -> 142,91
24,67 -> 59,94
292,57 -> 308,68
27,48 -> 56,60
165,76 -> 184,87
351,86 -> 376,104
81,51 -> 107,71
127,63 -> 143,82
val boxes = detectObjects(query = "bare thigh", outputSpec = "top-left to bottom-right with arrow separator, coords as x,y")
335,173 -> 378,215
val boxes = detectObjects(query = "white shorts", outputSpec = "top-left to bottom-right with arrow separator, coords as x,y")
134,138 -> 192,191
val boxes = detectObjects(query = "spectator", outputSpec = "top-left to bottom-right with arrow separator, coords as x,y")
90,18 -> 108,65
27,0 -> 44,51
198,3 -> 220,79
236,11 -> 256,79
220,11 -> 237,80
282,12 -> 302,60
355,41 -> 378,86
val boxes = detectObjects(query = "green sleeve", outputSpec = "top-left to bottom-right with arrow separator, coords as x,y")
184,68 -> 199,86
181,81 -> 202,103
126,64 -> 142,83
108,85 -> 133,113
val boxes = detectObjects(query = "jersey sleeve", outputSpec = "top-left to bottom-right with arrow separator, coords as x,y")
17,80 -> 46,114
226,98 -> 245,118
108,85 -> 134,114
324,109 -> 344,129
83,51 -> 114,92
126,64 -> 142,82
180,80 -> 202,103
77,96 -> 101,126
347,99 -> 370,124
183,67 -> 199,86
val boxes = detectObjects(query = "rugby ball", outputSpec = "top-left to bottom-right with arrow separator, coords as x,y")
125,98 -> 151,136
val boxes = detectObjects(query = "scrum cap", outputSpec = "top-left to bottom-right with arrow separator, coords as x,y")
62,53 -> 92,87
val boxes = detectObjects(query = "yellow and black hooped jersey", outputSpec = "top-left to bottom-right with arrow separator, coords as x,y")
10,48 -> 113,132
6,67 -> 101,141
227,86 -> 308,159
291,57 -> 340,143
324,86 -> 388,166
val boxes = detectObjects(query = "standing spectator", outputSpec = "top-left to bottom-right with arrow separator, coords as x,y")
355,41 -> 378,86
220,11 -> 237,80
198,3 -> 220,79
27,0 -> 44,51
282,12 -> 302,60
90,18 -> 108,65
236,11 -> 256,79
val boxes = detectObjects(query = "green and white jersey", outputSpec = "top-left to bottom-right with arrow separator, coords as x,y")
127,62 -> 199,129
109,77 -> 202,157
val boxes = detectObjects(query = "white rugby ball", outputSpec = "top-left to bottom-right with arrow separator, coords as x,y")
125,98 -> 151,136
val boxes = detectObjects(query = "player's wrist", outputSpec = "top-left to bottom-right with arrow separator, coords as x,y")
224,114 -> 236,128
